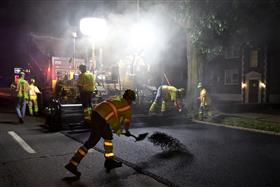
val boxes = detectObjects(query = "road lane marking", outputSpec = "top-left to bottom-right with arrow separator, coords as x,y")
8,131 -> 36,154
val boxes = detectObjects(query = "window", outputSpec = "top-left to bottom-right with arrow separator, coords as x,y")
224,46 -> 240,59
249,50 -> 258,67
224,69 -> 239,85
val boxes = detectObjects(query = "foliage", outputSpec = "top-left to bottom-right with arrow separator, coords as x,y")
215,115 -> 280,133
168,0 -> 280,60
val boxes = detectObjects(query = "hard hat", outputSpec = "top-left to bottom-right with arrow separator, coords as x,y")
19,71 -> 25,77
178,88 -> 184,92
79,64 -> 87,73
123,89 -> 136,101
177,88 -> 185,98
197,82 -> 202,88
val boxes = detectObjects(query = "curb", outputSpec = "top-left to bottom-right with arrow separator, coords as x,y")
192,119 -> 280,136
61,131 -> 177,187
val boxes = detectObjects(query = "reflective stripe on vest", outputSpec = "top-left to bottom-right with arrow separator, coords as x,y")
118,105 -> 130,112
103,101 -> 130,122
105,111 -> 114,121
104,101 -> 119,121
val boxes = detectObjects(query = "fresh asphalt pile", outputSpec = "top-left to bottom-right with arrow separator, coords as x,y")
148,131 -> 187,152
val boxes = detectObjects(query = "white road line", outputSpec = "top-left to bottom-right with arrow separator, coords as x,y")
8,131 -> 36,154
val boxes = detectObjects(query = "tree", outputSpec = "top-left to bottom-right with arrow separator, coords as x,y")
166,0 -> 280,116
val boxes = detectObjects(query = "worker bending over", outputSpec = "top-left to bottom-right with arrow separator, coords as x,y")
149,85 -> 184,114
65,89 -> 136,177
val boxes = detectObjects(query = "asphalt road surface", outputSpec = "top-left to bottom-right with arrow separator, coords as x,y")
64,114 -> 280,187
0,113 -> 165,187
1,112 -> 280,187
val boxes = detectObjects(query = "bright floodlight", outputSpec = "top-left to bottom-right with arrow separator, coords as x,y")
80,17 -> 108,40
129,21 -> 157,49
72,32 -> 77,38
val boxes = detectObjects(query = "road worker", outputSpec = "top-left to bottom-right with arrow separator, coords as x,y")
28,79 -> 41,116
65,89 -> 136,177
197,82 -> 210,120
149,85 -> 184,114
77,64 -> 96,123
13,72 -> 29,123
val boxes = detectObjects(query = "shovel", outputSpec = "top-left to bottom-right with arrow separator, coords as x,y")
121,132 -> 149,142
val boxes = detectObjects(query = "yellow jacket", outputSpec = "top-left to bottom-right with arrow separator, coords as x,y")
77,71 -> 96,92
199,88 -> 207,106
161,85 -> 177,101
29,84 -> 41,100
94,96 -> 132,135
16,78 -> 29,99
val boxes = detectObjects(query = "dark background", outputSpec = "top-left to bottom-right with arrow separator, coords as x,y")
0,0 -> 119,86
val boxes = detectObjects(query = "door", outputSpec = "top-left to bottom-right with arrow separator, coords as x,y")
248,80 -> 259,103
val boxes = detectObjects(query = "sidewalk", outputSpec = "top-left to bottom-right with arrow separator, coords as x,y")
193,111 -> 280,136
221,112 -> 280,123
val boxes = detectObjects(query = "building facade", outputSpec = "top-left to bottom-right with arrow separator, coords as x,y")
204,42 -> 280,104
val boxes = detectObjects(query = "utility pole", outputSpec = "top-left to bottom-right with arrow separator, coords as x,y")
137,0 -> 140,21
72,32 -> 77,69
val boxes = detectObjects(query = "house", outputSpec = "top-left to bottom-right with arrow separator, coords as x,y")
204,42 -> 280,105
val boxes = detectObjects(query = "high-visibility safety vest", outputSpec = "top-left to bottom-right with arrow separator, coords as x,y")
199,88 -> 207,106
16,78 -> 29,99
94,96 -> 132,135
29,84 -> 40,100
77,71 -> 96,92
161,85 -> 177,101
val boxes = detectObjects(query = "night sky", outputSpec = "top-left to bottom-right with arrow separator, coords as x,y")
0,0 -> 183,86
0,0 -> 116,86
2,0 -> 278,87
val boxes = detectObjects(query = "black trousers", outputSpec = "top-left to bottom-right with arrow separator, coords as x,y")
84,111 -> 113,149
80,91 -> 93,108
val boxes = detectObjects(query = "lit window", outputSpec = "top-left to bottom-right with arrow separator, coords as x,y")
224,69 -> 239,85
249,50 -> 258,67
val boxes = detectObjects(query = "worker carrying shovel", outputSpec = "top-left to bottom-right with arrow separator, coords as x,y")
65,89 -> 138,177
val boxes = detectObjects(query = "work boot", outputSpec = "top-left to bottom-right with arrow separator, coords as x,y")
65,163 -> 81,177
19,118 -> 24,124
104,158 -> 122,173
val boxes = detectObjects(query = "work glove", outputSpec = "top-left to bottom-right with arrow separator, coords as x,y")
124,130 -> 132,137
115,129 -> 122,136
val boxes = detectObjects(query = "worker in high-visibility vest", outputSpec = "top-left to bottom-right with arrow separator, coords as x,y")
28,79 -> 41,116
149,85 -> 184,114
197,82 -> 211,120
13,72 -> 29,123
65,89 -> 136,177
77,64 -> 96,123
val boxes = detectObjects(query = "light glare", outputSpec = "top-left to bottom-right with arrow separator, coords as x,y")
80,17 -> 108,40
129,21 -> 157,49
241,82 -> 247,89
259,81 -> 266,88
